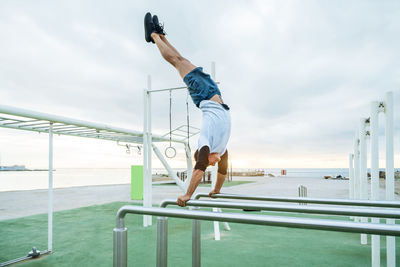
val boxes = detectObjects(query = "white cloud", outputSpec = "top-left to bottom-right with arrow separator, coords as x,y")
0,0 -> 399,168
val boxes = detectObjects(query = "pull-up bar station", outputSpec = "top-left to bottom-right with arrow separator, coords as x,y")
142,62 -> 219,227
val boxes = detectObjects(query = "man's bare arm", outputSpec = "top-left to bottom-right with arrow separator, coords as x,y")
209,172 -> 226,196
177,169 -> 204,207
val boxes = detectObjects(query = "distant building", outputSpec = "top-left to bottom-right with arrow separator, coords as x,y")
0,165 -> 29,171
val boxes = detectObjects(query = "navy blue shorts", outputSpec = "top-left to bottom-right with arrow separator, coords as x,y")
183,67 -> 221,107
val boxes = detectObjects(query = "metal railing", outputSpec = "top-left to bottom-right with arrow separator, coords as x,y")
194,193 -> 400,208
160,199 -> 400,219
114,205 -> 400,267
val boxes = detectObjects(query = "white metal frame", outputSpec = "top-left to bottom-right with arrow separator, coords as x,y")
143,76 -> 198,227
143,62 -> 230,238
350,91 -> 396,267
0,104 -> 183,265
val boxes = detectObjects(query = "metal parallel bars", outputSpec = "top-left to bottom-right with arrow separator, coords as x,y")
193,193 -> 400,208
114,205 -> 400,267
160,199 -> 400,219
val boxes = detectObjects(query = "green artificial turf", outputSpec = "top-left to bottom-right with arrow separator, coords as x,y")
1,202 -> 399,267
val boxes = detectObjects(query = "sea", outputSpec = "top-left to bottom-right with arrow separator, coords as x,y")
0,167 -> 393,192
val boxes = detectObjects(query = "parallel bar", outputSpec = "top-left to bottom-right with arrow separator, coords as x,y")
160,199 -> 400,219
114,206 -> 400,267
194,193 -> 400,208
116,206 -> 400,236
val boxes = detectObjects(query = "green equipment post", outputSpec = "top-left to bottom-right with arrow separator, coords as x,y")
131,165 -> 143,200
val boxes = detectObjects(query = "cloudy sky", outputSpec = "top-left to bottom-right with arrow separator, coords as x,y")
0,0 -> 399,169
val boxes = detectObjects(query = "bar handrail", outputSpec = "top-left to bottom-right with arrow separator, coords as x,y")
115,205 -> 400,236
114,205 -> 400,267
194,193 -> 400,208
159,199 -> 400,219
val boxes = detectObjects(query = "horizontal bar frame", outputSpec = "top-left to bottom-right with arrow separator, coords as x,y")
194,193 -> 400,208
160,199 -> 400,219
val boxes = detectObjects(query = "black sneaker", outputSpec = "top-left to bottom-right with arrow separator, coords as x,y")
152,15 -> 166,35
144,12 -> 155,43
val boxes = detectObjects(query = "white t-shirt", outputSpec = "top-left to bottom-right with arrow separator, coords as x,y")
197,100 -> 231,155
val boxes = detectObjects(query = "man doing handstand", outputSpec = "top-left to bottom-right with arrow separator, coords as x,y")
144,12 -> 231,207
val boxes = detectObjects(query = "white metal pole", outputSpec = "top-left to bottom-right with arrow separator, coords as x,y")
48,122 -> 53,251
142,76 -> 153,227
359,118 -> 368,245
143,88 -> 149,227
147,75 -> 153,227
210,166 -> 221,240
210,61 -> 230,236
354,132 -> 360,202
185,143 -> 193,183
370,101 -> 380,267
385,91 -> 395,267
349,153 -> 354,199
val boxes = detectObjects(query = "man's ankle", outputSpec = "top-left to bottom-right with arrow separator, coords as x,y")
151,32 -> 159,40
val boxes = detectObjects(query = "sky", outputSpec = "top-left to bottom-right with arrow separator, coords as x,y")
0,0 -> 399,169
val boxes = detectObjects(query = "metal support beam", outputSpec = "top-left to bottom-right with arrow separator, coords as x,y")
385,91 -> 395,267
156,217 -> 168,267
370,101 -> 380,267
359,118 -> 368,245
113,227 -> 127,267
48,122 -> 53,252
192,207 -> 201,267
143,76 -> 153,227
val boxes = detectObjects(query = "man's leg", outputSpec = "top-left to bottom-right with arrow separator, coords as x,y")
159,34 -> 182,58
151,33 -> 196,79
